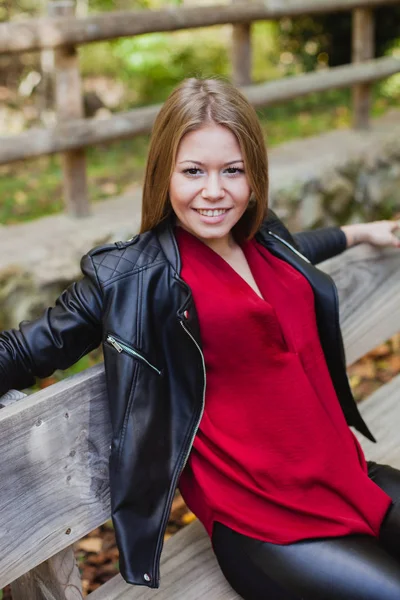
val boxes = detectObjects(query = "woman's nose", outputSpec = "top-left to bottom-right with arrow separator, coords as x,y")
201,175 -> 225,200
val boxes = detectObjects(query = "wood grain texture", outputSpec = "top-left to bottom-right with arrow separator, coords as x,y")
0,243 -> 398,592
0,389 -> 26,408
320,244 -> 400,365
353,373 -> 400,464
51,1 -> 89,218
1,0 -> 400,54
352,7 -> 374,129
0,364 -> 111,589
11,545 -> 83,600
1,56 -> 399,165
88,519 -> 239,600
231,0 -> 251,87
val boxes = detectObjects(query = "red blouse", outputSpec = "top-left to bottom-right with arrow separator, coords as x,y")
176,226 -> 391,544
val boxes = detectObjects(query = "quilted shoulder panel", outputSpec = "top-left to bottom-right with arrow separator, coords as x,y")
89,232 -> 164,286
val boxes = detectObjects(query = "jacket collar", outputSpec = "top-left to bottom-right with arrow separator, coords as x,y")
155,216 -> 181,274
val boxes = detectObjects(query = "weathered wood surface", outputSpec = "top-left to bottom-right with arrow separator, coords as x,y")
231,0 -> 251,87
354,373 -> 400,463
0,364 -> 111,589
88,374 -> 400,600
10,545 -> 83,600
0,244 -> 399,590
88,519 -> 238,600
0,389 -> 26,408
321,243 -> 400,366
51,1 -> 89,218
2,56 -> 399,166
352,7 -> 374,129
1,0 -> 399,55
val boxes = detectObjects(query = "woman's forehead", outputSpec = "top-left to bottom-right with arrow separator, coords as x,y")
176,125 -> 242,162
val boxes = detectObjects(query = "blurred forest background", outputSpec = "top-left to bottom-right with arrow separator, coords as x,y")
1,0 -> 400,224
1,1 -> 400,596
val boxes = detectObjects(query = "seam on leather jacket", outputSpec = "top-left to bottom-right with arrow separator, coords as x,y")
137,270 -> 143,348
101,260 -> 167,289
88,254 -> 104,303
117,362 -> 140,470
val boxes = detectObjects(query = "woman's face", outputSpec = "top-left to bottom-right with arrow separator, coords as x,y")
169,123 -> 251,247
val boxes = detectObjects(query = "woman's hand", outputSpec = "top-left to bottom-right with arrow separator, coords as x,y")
341,220 -> 400,249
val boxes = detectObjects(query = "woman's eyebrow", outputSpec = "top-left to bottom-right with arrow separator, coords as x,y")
178,159 -> 244,166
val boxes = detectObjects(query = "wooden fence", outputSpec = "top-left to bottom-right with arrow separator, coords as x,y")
0,242 -> 399,598
1,0 -> 400,216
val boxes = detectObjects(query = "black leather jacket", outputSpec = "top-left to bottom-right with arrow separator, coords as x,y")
0,210 -> 375,588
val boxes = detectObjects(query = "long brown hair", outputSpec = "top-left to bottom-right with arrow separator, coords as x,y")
140,78 -> 268,239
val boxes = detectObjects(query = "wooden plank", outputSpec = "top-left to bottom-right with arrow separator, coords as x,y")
10,545 -> 83,600
0,364 -> 111,589
51,1 -> 89,217
231,0 -> 251,86
0,244 -> 398,589
352,7 -> 374,129
87,519 -> 239,600
353,373 -> 400,464
1,56 -> 399,166
1,0 -> 400,55
320,243 -> 400,366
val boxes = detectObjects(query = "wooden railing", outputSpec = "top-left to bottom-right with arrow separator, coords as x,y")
1,0 -> 400,216
0,243 -> 399,598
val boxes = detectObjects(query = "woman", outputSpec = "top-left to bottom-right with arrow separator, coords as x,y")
1,78 -> 400,599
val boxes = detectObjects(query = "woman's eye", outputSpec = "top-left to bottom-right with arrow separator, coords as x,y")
225,167 -> 244,175
184,168 -> 201,176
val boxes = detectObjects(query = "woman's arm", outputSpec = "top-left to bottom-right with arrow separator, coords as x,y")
340,220 -> 400,249
294,227 -> 347,265
0,253 -> 103,396
294,220 -> 400,265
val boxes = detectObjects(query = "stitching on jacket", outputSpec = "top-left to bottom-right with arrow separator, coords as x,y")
101,261 -> 166,289
117,362 -> 140,471
137,269 -> 143,348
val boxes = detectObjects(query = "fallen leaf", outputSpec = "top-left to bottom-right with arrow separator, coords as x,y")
78,538 -> 103,553
181,511 -> 197,525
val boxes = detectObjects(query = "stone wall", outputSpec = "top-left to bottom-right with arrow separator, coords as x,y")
1,110 -> 400,330
268,109 -> 400,231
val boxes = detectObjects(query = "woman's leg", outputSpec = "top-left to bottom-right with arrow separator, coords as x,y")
212,521 -> 400,600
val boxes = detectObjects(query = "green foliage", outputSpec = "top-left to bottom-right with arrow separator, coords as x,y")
110,30 -> 230,105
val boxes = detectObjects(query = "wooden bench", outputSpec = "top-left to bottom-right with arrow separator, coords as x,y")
1,242 -> 399,599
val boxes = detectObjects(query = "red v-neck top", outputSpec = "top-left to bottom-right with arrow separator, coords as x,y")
176,226 -> 391,544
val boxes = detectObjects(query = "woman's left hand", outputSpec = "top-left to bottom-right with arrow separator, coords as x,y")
341,220 -> 400,249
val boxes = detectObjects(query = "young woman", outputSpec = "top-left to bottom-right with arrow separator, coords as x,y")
1,78 -> 400,599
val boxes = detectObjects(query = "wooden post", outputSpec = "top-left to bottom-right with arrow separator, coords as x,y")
50,0 -> 89,217
10,546 -> 84,600
231,0 -> 252,86
352,7 -> 374,130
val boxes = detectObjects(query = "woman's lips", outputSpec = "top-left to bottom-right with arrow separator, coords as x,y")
192,208 -> 231,224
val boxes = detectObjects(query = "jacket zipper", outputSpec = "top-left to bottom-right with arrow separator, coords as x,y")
152,319 -> 206,585
106,334 -> 162,376
267,230 -> 311,264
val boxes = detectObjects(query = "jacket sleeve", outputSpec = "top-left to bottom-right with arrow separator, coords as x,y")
0,253 -> 103,396
293,227 -> 347,265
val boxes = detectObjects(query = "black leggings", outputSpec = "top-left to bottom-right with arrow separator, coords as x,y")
211,461 -> 400,600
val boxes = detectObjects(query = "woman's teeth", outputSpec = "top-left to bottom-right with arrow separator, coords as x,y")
197,209 -> 228,216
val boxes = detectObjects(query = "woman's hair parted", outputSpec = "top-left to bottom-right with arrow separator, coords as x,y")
140,77 -> 269,240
